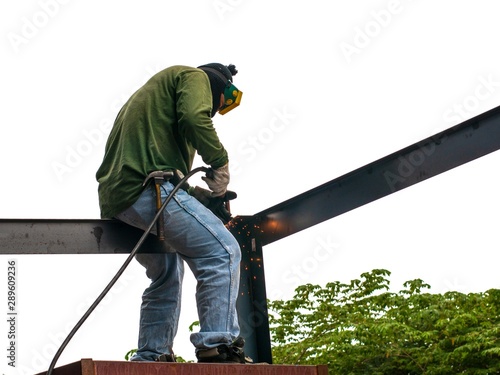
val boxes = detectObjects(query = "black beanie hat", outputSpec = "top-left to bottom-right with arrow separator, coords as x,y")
198,63 -> 238,117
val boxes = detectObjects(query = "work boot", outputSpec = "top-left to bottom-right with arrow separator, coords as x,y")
196,336 -> 252,364
155,353 -> 176,362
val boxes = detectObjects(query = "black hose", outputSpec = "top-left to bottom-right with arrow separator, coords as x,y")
47,166 -> 208,375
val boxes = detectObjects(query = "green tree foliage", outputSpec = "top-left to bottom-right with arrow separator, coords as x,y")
268,269 -> 500,374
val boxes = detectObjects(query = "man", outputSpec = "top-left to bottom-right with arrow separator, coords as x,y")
96,63 -> 246,363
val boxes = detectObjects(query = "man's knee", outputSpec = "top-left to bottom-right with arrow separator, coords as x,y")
136,253 -> 175,282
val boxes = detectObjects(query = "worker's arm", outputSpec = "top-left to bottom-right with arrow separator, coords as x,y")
176,70 -> 229,169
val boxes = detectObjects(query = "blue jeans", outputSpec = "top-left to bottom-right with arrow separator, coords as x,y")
115,181 -> 241,361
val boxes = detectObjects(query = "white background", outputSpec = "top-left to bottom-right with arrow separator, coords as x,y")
1,1 -> 500,373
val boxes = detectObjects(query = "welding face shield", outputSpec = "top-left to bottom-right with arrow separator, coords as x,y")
219,82 -> 242,115
198,63 -> 242,116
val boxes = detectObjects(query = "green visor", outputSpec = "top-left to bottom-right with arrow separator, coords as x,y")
219,83 -> 243,115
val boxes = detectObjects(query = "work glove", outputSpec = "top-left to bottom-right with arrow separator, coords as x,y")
202,163 -> 230,197
190,186 -> 237,224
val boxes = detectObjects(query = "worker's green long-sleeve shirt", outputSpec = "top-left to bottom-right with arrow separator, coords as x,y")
96,65 -> 229,218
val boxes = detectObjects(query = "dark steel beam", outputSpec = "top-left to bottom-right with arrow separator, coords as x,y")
2,104 -> 500,365
2,105 -> 500,254
254,104 -> 500,246
0,219 -> 172,254
230,217 -> 272,363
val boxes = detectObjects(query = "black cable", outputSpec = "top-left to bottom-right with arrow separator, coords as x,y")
47,166 -> 208,375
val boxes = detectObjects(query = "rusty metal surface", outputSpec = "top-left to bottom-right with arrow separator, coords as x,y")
37,359 -> 328,375
35,359 -> 85,375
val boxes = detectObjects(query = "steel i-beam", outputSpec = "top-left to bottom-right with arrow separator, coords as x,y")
1,104 -> 500,363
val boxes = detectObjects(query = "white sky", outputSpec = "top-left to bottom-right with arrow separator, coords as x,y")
1,0 -> 500,373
